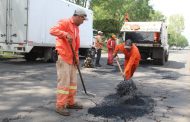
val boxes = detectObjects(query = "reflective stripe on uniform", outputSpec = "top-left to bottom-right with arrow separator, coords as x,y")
69,86 -> 77,90
57,90 -> 69,94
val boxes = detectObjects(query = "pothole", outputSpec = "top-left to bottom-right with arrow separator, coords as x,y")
88,93 -> 154,120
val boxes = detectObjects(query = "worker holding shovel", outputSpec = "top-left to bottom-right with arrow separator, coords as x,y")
50,8 -> 87,116
113,39 -> 141,80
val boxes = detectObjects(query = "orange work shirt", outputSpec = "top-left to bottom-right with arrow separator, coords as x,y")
50,17 -> 80,64
107,38 -> 116,50
114,43 -> 141,78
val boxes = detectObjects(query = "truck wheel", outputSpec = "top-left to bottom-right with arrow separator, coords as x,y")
158,52 -> 165,65
153,52 -> 165,65
160,56 -> 165,65
48,48 -> 57,63
165,53 -> 169,62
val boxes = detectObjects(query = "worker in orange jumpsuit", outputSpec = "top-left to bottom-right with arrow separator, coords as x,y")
50,8 -> 87,116
113,39 -> 141,80
107,34 -> 117,65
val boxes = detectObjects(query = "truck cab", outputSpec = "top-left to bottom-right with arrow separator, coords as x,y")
121,21 -> 169,65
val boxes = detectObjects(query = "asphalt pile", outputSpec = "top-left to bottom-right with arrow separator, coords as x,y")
116,79 -> 137,97
88,93 -> 154,120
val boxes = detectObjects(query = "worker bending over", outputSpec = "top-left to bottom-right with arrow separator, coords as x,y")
113,39 -> 141,80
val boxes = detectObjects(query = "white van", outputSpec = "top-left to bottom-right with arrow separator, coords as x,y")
0,0 -> 93,62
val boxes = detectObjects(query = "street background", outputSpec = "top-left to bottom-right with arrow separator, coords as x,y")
0,49 -> 190,122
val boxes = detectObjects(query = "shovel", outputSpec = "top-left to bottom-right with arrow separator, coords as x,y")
69,43 -> 96,97
115,55 -> 137,98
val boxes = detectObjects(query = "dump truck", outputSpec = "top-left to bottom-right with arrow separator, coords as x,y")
121,21 -> 169,65
0,0 -> 93,62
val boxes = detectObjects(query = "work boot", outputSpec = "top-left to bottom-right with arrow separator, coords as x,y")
95,64 -> 102,67
56,107 -> 70,116
67,103 -> 83,109
107,63 -> 113,66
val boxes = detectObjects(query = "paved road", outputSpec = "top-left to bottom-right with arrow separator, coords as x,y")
0,50 -> 189,122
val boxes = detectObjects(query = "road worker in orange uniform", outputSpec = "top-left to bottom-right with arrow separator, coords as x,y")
113,39 -> 141,80
107,34 -> 117,65
50,8 -> 87,116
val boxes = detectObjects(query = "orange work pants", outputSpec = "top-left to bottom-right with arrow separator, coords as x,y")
107,49 -> 114,65
56,56 -> 77,108
124,61 -> 139,80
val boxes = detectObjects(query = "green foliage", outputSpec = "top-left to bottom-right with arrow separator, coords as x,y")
168,14 -> 188,47
0,52 -> 17,59
91,0 -> 165,35
93,19 -> 120,34
149,11 -> 165,21
168,14 -> 185,33
66,0 -> 88,7
126,0 -> 154,21
168,32 -> 188,47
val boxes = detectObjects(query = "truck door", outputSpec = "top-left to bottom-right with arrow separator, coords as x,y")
0,0 -> 8,43
9,0 -> 28,44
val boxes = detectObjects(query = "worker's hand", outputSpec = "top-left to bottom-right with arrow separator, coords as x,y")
75,58 -> 79,66
66,33 -> 73,43
112,53 -> 117,58
122,73 -> 126,78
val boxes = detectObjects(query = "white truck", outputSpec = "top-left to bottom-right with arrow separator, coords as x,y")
0,0 -> 93,62
121,21 -> 169,65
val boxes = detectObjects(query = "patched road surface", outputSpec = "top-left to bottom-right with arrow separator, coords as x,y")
0,50 -> 190,122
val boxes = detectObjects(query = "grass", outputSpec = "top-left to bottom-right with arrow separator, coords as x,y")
0,52 -> 18,59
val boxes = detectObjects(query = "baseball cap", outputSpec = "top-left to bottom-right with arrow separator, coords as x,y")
98,31 -> 103,34
74,8 -> 88,20
124,39 -> 132,49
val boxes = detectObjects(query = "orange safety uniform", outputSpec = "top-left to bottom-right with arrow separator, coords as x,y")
50,17 -> 79,108
107,38 -> 116,65
113,43 -> 141,80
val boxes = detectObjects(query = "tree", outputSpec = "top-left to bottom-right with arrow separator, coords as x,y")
149,11 -> 165,21
91,0 -> 157,35
168,14 -> 185,33
66,0 -> 88,8
168,14 -> 188,47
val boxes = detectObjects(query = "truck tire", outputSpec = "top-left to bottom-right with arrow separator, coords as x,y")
153,51 -> 165,65
158,51 -> 166,65
48,48 -> 57,63
159,54 -> 165,65
165,53 -> 169,62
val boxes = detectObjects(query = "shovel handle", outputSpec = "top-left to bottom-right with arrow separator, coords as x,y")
115,56 -> 123,74
69,43 -> 88,94
115,55 -> 125,80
